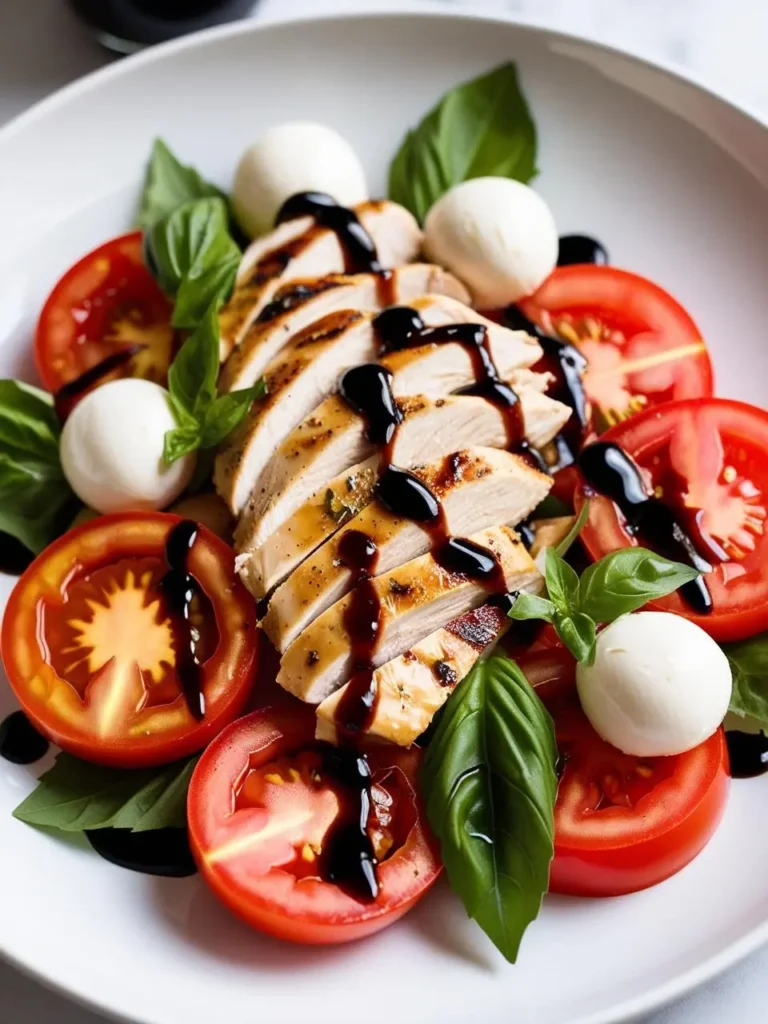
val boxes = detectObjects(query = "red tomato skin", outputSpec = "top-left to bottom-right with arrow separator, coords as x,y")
34,231 -> 173,394
188,707 -> 441,945
576,398 -> 768,642
550,730 -> 729,897
1,513 -> 258,768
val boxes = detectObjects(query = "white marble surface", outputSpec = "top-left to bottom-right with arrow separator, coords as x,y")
0,0 -> 766,1021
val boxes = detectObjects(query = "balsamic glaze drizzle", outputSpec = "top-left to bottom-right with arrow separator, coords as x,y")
557,235 -> 609,267
86,827 -> 197,878
160,520 -> 206,720
54,344 -> 146,421
0,711 -> 49,765
315,744 -> 379,900
578,441 -> 713,613
275,192 -> 382,274
339,364 -> 402,448
725,730 -> 768,778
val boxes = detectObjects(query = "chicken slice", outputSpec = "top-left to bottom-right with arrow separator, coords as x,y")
219,200 -> 421,357
216,296 -> 544,516
277,524 -> 541,704
219,264 -> 470,392
315,603 -> 511,747
263,448 -> 551,652
233,383 -> 570,556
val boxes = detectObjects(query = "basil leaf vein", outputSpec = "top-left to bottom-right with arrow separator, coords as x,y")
422,655 -> 557,962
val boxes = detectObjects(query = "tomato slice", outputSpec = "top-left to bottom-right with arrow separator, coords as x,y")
516,646 -> 729,896
520,266 -> 713,434
188,705 -> 441,945
576,398 -> 768,642
549,694 -> 729,897
1,513 -> 257,767
35,232 -> 175,396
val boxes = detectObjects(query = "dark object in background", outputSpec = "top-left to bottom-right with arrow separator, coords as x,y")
69,0 -> 257,53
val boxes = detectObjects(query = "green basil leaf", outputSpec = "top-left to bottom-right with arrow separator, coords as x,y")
167,304 -> 220,419
422,655 -> 557,962
555,611 -> 596,666
507,592 -> 556,623
163,425 -> 201,465
544,547 -> 580,615
579,547 -> 701,623
138,138 -> 225,229
532,494 -> 570,520
200,381 -> 267,449
173,254 -> 239,330
14,753 -> 196,832
0,380 -> 75,552
388,62 -> 538,223
723,632 -> 768,722
555,501 -> 590,557
147,197 -> 238,296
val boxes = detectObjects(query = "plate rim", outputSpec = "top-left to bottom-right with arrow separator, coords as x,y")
1,8 -> 767,1024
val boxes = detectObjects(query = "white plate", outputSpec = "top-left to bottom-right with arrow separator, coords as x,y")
1,10 -> 767,1024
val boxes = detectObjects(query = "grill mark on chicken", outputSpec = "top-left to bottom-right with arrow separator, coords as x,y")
444,603 -> 509,651
255,278 -> 342,324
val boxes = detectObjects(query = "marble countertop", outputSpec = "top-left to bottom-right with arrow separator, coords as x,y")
0,0 -> 766,1021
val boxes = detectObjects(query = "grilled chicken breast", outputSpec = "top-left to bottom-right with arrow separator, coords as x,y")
219,200 -> 422,357
219,265 -> 470,392
315,603 -> 510,746
233,383 -> 570,556
262,448 -> 551,652
276,524 -> 541,704
216,295 -> 545,517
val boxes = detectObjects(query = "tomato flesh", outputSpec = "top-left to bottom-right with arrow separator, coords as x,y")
35,231 -> 174,396
188,705 -> 441,945
520,266 -> 713,435
1,513 -> 257,767
577,398 -> 768,641
548,695 -> 729,896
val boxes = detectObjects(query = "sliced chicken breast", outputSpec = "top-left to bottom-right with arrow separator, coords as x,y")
315,603 -> 510,747
232,383 -> 570,555
219,264 -> 470,392
219,200 -> 422,357
263,448 -> 551,652
276,524 -> 541,704
216,296 -> 544,516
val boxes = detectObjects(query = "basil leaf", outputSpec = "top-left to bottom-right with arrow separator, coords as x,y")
507,592 -> 556,623
168,304 -> 220,419
14,753 -> 196,832
138,138 -> 225,229
147,197 -> 239,297
724,632 -> 768,722
544,547 -> 579,615
532,494 -> 570,520
579,548 -> 701,623
200,381 -> 268,448
389,62 -> 538,223
173,255 -> 239,331
164,424 -> 201,465
0,380 -> 75,552
555,501 -> 590,557
422,655 -> 557,962
555,611 -> 596,666
164,304 -> 265,463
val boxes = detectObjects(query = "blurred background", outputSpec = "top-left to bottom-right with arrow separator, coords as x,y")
0,0 -> 766,1022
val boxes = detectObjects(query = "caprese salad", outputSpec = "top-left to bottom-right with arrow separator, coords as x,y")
0,61 -> 766,963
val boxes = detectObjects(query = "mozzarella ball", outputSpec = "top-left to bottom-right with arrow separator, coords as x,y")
61,379 -> 195,514
423,177 -> 558,306
232,122 -> 368,237
576,612 -> 731,757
